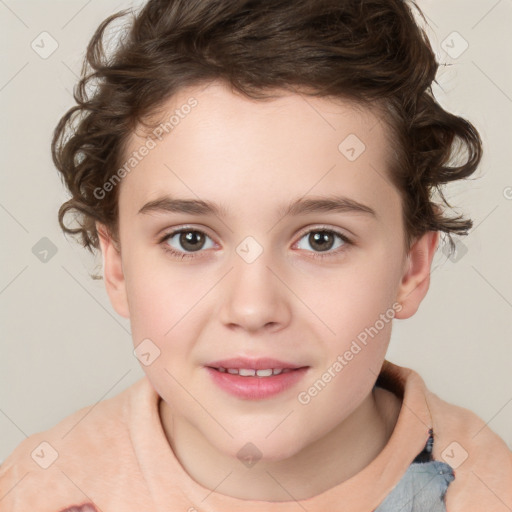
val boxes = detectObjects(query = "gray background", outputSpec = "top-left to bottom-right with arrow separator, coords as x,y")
1,0 -> 511,463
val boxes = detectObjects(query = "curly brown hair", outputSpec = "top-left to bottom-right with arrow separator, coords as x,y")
52,0 -> 482,276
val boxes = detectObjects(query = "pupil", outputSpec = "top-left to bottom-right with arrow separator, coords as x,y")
310,231 -> 333,252
181,231 -> 204,251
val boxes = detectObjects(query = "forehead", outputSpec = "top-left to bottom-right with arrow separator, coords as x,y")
118,81 -> 399,223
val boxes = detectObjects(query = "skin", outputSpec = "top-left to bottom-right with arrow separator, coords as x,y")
97,81 -> 439,501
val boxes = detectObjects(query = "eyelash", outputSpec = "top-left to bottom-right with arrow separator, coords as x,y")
158,226 -> 353,261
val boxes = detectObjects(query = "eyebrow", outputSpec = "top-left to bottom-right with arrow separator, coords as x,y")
137,194 -> 376,218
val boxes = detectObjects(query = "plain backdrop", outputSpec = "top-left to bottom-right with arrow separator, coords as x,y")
1,0 -> 511,463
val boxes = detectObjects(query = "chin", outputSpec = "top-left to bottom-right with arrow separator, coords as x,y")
215,431 -> 306,464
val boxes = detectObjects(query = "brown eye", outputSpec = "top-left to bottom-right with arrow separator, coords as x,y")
308,231 -> 336,252
295,228 -> 350,258
162,229 -> 215,255
179,231 -> 206,252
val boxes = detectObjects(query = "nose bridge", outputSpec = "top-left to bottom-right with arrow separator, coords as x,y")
218,245 -> 290,332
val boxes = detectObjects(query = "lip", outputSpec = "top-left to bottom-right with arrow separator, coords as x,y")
204,358 -> 309,400
205,357 -> 305,371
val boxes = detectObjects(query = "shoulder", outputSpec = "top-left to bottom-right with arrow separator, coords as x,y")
0,377 -> 148,510
425,388 -> 512,511
380,361 -> 512,510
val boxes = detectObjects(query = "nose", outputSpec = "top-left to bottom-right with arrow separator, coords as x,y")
217,253 -> 292,334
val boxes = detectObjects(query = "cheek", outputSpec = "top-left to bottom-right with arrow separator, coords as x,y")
123,252 -> 189,342
294,249 -> 400,402
124,258 -> 217,368
294,268 -> 395,429
300,253 -> 400,341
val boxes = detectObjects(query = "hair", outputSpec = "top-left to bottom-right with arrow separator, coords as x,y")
52,0 -> 482,278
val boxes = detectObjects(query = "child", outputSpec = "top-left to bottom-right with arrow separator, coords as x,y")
1,0 -> 511,510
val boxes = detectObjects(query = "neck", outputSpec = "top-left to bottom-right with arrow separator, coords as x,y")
159,386 -> 401,501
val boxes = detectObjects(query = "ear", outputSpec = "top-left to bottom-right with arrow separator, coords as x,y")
96,222 -> 130,319
394,230 -> 440,319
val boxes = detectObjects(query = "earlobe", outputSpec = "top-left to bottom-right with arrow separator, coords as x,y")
96,222 -> 130,319
394,230 -> 440,319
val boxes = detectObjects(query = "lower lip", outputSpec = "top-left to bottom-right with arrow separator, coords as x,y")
205,367 -> 309,400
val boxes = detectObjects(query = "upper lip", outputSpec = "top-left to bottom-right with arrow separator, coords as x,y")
205,357 -> 308,370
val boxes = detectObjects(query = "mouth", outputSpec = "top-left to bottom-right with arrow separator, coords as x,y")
205,357 -> 307,376
207,367 -> 304,377
204,357 -> 310,399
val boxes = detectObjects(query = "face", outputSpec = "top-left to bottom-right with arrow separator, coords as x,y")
99,81 -> 437,462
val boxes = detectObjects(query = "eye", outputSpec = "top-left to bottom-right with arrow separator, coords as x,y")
159,226 -> 353,261
294,228 -> 351,259
160,228 -> 216,259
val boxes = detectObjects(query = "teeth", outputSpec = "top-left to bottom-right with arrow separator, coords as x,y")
255,369 -> 273,377
216,367 -> 293,377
